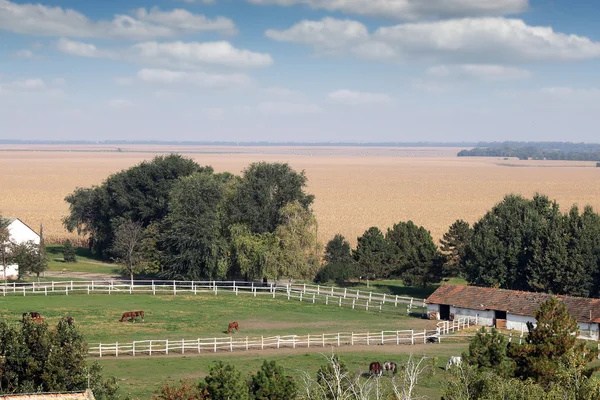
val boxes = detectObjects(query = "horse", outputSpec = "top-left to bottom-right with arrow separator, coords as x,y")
66,316 -> 74,326
22,312 -> 41,322
33,317 -> 45,323
120,310 -> 144,323
383,361 -> 397,375
227,321 -> 239,334
446,356 -> 462,370
369,362 -> 383,377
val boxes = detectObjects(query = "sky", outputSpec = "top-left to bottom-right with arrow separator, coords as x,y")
1,0 -> 600,142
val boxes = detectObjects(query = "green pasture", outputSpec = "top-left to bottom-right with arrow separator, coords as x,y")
0,293 -> 434,344
45,244 -> 120,275
99,345 -> 465,399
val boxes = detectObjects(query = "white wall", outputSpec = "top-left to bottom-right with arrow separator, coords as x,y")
0,264 -> 18,279
8,220 -> 40,245
451,306 -> 495,327
427,304 -> 440,320
506,313 -> 535,333
578,322 -> 600,340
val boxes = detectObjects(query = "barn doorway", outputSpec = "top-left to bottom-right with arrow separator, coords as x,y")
494,310 -> 507,329
440,304 -> 450,320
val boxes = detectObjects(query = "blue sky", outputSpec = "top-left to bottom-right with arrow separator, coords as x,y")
1,0 -> 600,142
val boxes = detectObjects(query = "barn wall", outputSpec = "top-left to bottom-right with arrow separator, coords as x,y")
0,264 -> 19,279
578,322 -> 599,340
506,314 -> 535,332
426,304 -> 440,320
8,220 -> 40,245
451,307 -> 494,326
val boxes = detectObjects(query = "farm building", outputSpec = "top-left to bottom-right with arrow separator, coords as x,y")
1,218 -> 40,279
0,389 -> 95,399
426,284 -> 600,340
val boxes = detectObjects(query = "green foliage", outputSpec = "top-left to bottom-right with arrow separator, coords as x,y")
228,162 -> 314,234
315,355 -> 349,400
314,262 -> 357,284
88,362 -> 124,400
140,222 -> 163,275
161,172 -> 231,280
463,327 -> 514,377
12,241 -> 42,278
32,224 -> 48,277
385,221 -> 443,288
229,224 -> 280,280
462,194 -> 600,297
0,216 -> 11,278
154,379 -> 203,399
198,362 -> 249,400
324,234 -> 352,265
63,154 -> 205,255
62,239 -> 77,263
249,360 -> 297,400
440,219 -> 472,277
353,227 -> 388,279
0,317 -> 122,397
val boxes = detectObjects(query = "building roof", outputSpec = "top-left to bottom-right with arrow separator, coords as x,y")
426,284 -> 600,323
0,389 -> 94,399
1,217 -> 39,237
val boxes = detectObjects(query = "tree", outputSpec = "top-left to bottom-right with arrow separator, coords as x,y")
463,327 -> 514,377
0,215 -> 13,281
353,227 -> 388,279
324,234 -> 352,265
274,201 -> 321,280
63,154 -> 206,255
62,240 -> 77,263
249,360 -> 297,400
315,354 -> 350,400
440,219 -> 472,277
112,221 -> 145,281
31,223 -> 48,278
198,362 -> 249,400
228,162 -> 314,234
11,241 -> 40,279
154,379 -> 203,400
385,221 -> 443,288
314,262 -> 357,284
509,298 -> 598,386
229,224 -> 280,281
161,172 -> 231,280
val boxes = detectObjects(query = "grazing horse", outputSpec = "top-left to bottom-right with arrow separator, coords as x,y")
120,310 -> 145,323
383,361 -> 397,375
227,321 -> 239,334
22,312 -> 41,322
369,362 -> 383,377
33,317 -> 45,323
446,356 -> 462,370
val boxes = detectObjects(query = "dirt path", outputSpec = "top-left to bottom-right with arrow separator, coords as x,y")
41,271 -> 121,280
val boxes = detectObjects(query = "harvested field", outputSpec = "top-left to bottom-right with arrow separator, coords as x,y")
1,145 -> 600,246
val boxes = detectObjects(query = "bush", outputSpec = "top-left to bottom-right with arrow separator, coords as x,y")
314,263 -> 357,284
249,360 -> 297,400
62,240 -> 77,263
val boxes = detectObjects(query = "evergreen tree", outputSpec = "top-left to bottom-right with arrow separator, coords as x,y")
198,362 -> 249,400
249,361 -> 297,400
353,227 -> 388,279
62,240 -> 77,263
324,234 -> 352,265
32,223 -> 48,278
440,219 -> 472,277
463,327 -> 515,377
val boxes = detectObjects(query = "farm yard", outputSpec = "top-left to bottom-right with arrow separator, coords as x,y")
2,145 -> 600,246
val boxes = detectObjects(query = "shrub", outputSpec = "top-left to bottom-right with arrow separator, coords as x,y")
314,263 -> 357,284
62,240 -> 77,263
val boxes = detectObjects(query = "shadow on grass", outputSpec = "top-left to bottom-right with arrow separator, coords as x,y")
46,245 -> 103,261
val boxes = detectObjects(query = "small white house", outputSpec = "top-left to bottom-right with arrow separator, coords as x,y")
426,284 -> 600,340
1,218 -> 40,279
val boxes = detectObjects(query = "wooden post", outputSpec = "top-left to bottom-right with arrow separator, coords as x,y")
344,288 -> 347,298
71,281 -> 73,290
132,341 -> 136,357
381,331 -> 384,345
173,280 -> 176,295
65,287 -> 68,296
339,297 -> 342,307
312,293 -> 315,304
23,287 -> 26,296
351,332 -> 354,346
197,338 -> 200,354
288,290 -> 290,300
337,333 -> 340,347
396,330 -> 399,345
166,339 -> 169,355
411,330 -> 414,345
52,281 -> 54,292
261,336 -> 264,350
331,286 -> 334,296
99,343 -> 102,358
45,287 -> 47,296
300,291 -> 303,302
367,332 -> 370,346
246,337 -> 249,351
322,334 -> 325,347
423,329 -> 426,344
277,336 -> 280,349
326,295 -> 328,305
182,339 -> 185,354
366,301 -> 369,311
382,294 -> 386,304
293,335 -> 296,349
116,342 -> 119,357
307,334 -> 310,348
214,338 -> 217,353
230,337 -> 233,352
272,287 -> 275,298
352,298 -> 355,309
317,285 -> 320,295
303,283 -> 306,293
87,286 -> 90,295
149,340 -> 152,356
92,281 -> 94,291
395,295 -> 398,307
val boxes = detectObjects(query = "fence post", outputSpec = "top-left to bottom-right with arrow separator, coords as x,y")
246,337 -> 249,351
299,291 -> 303,302
23,287 -> 25,297
331,286 -> 334,296
396,330 -> 399,345
116,342 -> 119,357
65,287 -> 68,296
312,293 -> 315,304
173,281 -> 176,296
337,333 -> 340,347
308,334 -> 310,348
288,290 -> 290,300
367,332 -> 370,346
230,337 -> 233,352
379,303 -> 382,313
303,283 -> 306,294
366,301 -> 369,311
149,340 -> 152,356
322,334 -> 325,347
339,297 -> 342,307
254,287 -> 256,297
293,335 -> 296,349
45,287 -> 47,296
277,336 -> 280,349
71,281 -> 73,291
193,282 -> 197,295
197,338 -> 200,354
423,329 -> 427,344
411,330 -> 414,345
369,292 -> 372,301
214,338 -> 217,353
351,332 -> 354,346
344,288 -> 347,298
92,281 -> 94,292
52,281 -> 54,292
317,285 -> 320,295
99,343 -> 102,358
133,341 -> 136,357
87,286 -> 90,295
382,294 -> 386,304
215,286 -> 218,296
129,284 -> 132,295
272,287 -> 275,299
326,295 -> 328,305
381,331 -> 384,345
166,339 -> 169,355
182,339 -> 185,355
352,298 -> 355,309
261,336 -> 264,350
152,280 -> 155,295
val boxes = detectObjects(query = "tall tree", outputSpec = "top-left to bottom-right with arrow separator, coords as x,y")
161,172 -> 231,280
32,223 -> 48,278
229,224 -> 280,281
62,240 -> 77,263
111,221 -> 145,281
228,162 -> 314,234
324,234 -> 352,265
353,227 -> 388,279
63,154 -> 206,255
463,327 -> 515,377
0,216 -> 13,281
385,221 -> 443,288
11,241 -> 40,279
440,219 -> 472,277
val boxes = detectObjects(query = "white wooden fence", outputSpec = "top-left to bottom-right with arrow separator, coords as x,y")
0,280 -> 426,315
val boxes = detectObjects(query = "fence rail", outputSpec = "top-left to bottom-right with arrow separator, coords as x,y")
0,280 -> 426,315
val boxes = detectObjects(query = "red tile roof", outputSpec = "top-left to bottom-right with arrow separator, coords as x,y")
426,284 -> 600,323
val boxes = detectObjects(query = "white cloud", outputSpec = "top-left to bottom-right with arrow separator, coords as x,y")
137,68 -> 254,88
107,99 -> 135,109
540,87 -> 600,96
267,17 -> 600,63
261,86 -> 300,99
131,41 -> 273,68
56,38 -> 111,58
257,101 -> 321,115
14,49 -> 34,58
327,89 -> 392,105
4,78 -> 46,91
426,65 -> 531,81
0,78 -> 64,97
0,0 -> 236,40
249,0 -> 528,20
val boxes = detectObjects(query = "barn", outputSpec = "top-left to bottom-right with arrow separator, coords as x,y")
1,218 -> 40,279
426,284 -> 600,340
0,389 -> 95,399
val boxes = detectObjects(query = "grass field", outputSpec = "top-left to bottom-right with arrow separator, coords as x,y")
98,345 -> 466,399
2,145 -> 600,246
0,293 -> 435,343
45,245 -> 120,275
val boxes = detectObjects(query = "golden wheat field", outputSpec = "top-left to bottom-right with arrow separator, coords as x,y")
1,144 -> 600,246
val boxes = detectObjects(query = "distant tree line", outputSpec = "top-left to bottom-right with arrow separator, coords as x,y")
64,155 -> 320,281
457,141 -> 600,161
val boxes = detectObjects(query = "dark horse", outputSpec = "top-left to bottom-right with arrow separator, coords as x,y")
120,310 -> 145,323
369,362 -> 383,377
22,312 -> 41,322
227,321 -> 239,334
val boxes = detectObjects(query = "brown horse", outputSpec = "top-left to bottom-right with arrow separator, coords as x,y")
120,310 -> 145,323
369,362 -> 383,377
33,317 -> 45,323
22,312 -> 41,322
227,321 -> 239,334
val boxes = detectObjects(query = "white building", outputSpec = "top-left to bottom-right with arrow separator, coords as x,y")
1,218 -> 40,279
426,284 -> 600,340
